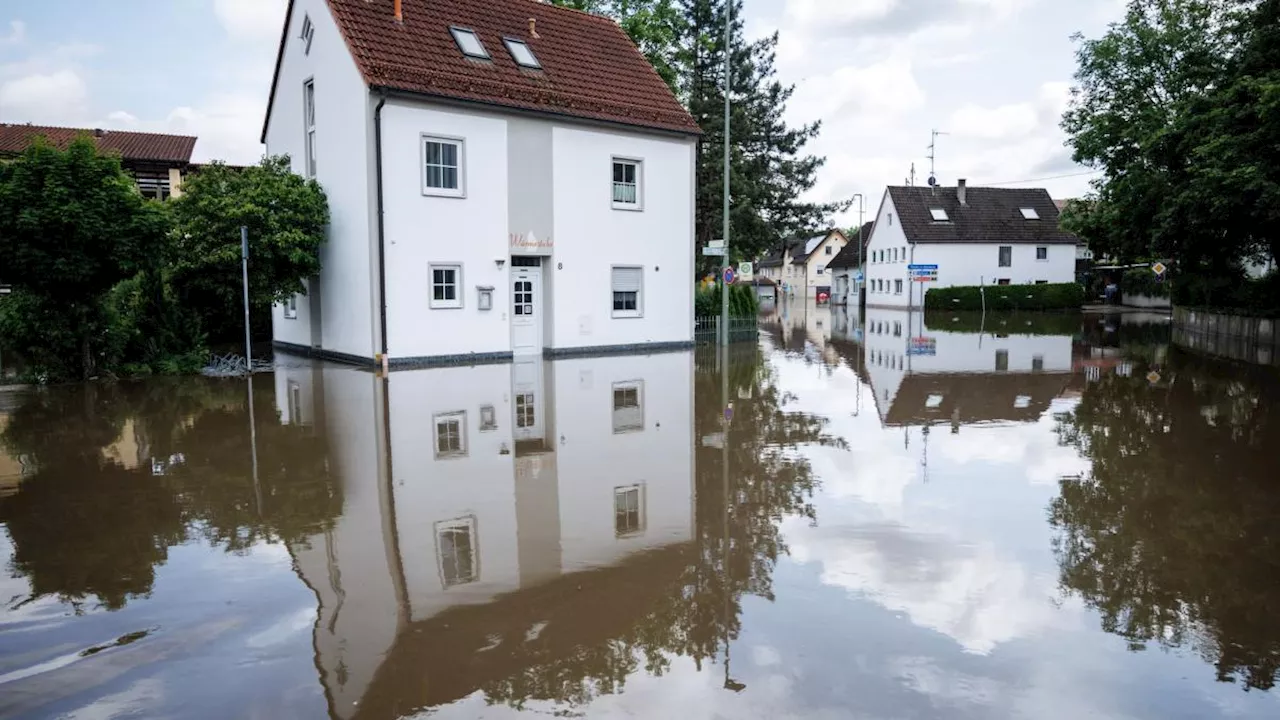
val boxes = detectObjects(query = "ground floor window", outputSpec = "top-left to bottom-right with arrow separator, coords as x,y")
611,266 -> 643,317
431,264 -> 462,308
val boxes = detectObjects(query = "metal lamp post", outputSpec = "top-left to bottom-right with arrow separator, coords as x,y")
719,0 -> 733,346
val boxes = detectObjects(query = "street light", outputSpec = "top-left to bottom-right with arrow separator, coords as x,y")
851,193 -> 866,304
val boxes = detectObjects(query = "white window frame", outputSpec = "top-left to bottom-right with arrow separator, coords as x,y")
612,380 -> 644,434
421,135 -> 465,198
614,484 -> 646,538
429,264 -> 463,309
612,157 -> 643,210
433,411 -> 468,459
929,208 -> 948,221
303,79 -> 316,179
284,295 -> 299,319
435,516 -> 479,587
1036,246 -> 1049,261
611,265 -> 643,318
300,14 -> 314,55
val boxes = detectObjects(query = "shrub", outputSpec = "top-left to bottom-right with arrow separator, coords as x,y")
923,282 -> 1084,312
696,282 -> 759,318
1121,268 -> 1171,298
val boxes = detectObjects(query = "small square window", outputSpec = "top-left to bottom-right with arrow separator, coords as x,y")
614,485 -> 644,537
612,158 -> 642,209
930,208 -> 948,221
434,411 -> 467,458
284,295 -> 298,319
826,246 -> 834,255
450,27 -> 490,60
1020,207 -> 1040,220
430,264 -> 463,309
436,517 -> 478,586
611,266 -> 643,318
1032,355 -> 1045,372
504,38 -> 541,68
423,136 -> 464,197
1036,246 -> 1048,260
612,381 -> 643,433
816,264 -> 825,275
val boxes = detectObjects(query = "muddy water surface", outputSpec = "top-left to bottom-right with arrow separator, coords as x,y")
2,306 -> 1280,719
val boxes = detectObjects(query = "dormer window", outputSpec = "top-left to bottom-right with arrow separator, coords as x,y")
504,38 -> 541,69
1020,207 -> 1040,220
451,27 -> 490,60
929,208 -> 948,222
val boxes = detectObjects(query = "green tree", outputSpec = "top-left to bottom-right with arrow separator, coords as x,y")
169,156 -> 328,341
0,136 -> 166,379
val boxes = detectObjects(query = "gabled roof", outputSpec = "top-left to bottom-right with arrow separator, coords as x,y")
884,371 -> 1073,427
0,124 -> 196,165
264,0 -> 699,142
829,221 -> 874,269
757,237 -> 804,268
790,229 -> 847,265
887,186 -> 1078,245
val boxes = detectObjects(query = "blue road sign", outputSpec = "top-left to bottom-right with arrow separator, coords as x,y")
723,267 -> 736,284
854,270 -> 865,282
908,264 -> 938,270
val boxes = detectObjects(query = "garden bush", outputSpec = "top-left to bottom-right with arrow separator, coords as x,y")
1121,268 -> 1170,298
696,282 -> 759,318
923,282 -> 1084,312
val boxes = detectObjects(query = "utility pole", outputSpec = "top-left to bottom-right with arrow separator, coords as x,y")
720,0 -> 733,346
241,226 -> 252,365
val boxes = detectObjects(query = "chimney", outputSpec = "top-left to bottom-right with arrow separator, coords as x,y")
94,128 -> 105,138
957,178 -> 967,206
393,0 -> 402,23
529,17 -> 539,39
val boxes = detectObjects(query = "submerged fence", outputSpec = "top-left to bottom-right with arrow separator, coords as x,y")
694,315 -> 760,345
1172,307 -> 1279,366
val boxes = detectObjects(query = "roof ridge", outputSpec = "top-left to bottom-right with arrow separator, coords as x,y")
0,123 -> 196,141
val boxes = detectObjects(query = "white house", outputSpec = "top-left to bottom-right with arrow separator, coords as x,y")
263,0 -> 699,366
830,220 -> 873,306
276,350 -> 694,715
863,182 -> 1078,309
755,229 -> 848,300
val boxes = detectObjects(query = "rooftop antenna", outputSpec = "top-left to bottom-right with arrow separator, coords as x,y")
906,162 -> 916,187
926,129 -> 948,189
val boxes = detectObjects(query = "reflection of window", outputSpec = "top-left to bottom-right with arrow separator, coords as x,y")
434,411 -> 467,458
436,517 -> 478,587
926,394 -> 944,409
288,381 -> 302,425
1014,395 -> 1031,409
893,322 -> 902,337
479,404 -> 497,431
515,392 -> 535,428
1032,355 -> 1044,372
995,350 -> 1009,372
612,381 -> 643,433
614,485 -> 644,537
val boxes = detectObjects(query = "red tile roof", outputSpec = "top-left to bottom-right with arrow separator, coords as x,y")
264,0 -> 699,140
0,124 -> 196,165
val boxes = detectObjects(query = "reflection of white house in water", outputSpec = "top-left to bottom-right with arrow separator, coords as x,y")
862,308 -> 1074,428
274,351 -> 694,717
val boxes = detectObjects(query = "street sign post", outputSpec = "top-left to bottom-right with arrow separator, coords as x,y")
909,263 -> 938,282
723,267 -> 736,285
1152,261 -> 1167,276
702,246 -> 726,257
738,261 -> 754,281
853,270 -> 864,283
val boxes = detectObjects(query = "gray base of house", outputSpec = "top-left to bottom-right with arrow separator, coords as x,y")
272,339 -> 694,369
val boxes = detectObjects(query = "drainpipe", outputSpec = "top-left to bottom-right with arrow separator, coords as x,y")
374,93 -> 389,361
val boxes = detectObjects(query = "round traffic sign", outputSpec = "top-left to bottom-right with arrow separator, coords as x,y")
723,267 -> 736,285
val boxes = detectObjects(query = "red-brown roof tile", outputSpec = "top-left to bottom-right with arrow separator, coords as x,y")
266,0 -> 699,139
0,124 -> 196,165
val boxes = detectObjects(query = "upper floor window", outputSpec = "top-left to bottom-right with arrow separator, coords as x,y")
423,136 -> 464,197
816,264 -> 825,275
612,158 -> 642,209
826,245 -> 834,255
929,208 -> 948,221
284,295 -> 298,319
998,245 -> 1012,267
300,14 -> 315,55
450,27 -> 490,60
303,80 -> 316,178
1020,207 -> 1040,220
504,38 -> 541,68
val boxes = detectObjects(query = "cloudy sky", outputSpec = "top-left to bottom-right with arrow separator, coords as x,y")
0,0 -> 1125,225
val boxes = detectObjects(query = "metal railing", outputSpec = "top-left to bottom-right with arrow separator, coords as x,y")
694,315 -> 760,344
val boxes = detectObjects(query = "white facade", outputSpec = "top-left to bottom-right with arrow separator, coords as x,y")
265,1 -> 696,364
863,192 -> 1076,309
278,351 -> 695,717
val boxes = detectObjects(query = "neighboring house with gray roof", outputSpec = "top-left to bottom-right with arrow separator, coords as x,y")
756,229 -> 849,300
864,180 -> 1079,309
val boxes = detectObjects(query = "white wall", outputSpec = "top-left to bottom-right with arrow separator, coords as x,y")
551,352 -> 695,569
265,0 -> 376,358
381,102 -> 512,359
863,193 -> 1076,309
551,127 -> 694,349
803,232 -> 847,296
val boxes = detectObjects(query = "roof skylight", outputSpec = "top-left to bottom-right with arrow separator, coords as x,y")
1020,207 -> 1040,220
451,27 -> 490,60
929,208 -> 949,222
504,38 -> 541,69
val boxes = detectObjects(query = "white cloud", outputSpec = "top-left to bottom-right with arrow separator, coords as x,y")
213,0 -> 288,43
950,101 -> 1039,140
0,19 -> 24,45
0,69 -> 88,122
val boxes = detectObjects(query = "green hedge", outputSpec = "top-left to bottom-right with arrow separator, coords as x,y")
923,310 -> 1083,336
923,282 -> 1084,311
1121,267 -> 1171,298
695,283 -> 759,318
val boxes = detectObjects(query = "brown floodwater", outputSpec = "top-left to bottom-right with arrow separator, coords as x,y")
2,305 -> 1280,719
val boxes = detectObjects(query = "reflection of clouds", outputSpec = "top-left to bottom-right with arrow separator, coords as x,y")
889,656 -> 1000,706
790,523 -> 1062,655
933,399 -> 1088,486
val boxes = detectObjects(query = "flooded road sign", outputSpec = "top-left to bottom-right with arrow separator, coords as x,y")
1152,262 -> 1167,276
1147,370 -> 1162,384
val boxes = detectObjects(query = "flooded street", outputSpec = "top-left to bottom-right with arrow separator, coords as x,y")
3,306 -> 1280,719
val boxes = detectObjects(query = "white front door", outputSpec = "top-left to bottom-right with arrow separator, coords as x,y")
511,264 -> 542,355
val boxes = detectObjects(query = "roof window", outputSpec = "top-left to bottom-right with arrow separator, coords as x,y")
929,208 -> 949,222
504,38 -> 541,69
1020,207 -> 1040,220
451,27 -> 490,60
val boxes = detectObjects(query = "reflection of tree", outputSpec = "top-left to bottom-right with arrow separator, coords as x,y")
482,345 -> 844,709
0,375 -> 341,610
1051,349 -> 1280,690
0,385 -> 186,611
